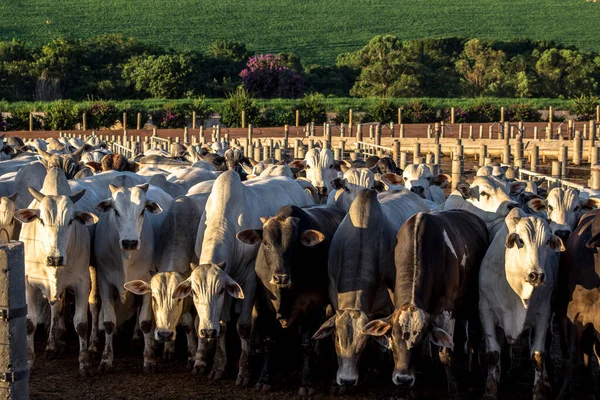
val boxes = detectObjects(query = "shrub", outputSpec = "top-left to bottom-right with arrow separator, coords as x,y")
332,105 -> 362,125
298,92 -> 327,124
569,94 -> 599,121
87,102 -> 120,129
464,102 -> 499,122
401,101 -> 437,123
220,86 -> 260,127
507,103 -> 541,122
240,54 -> 305,98
363,98 -> 398,123
440,107 -> 469,123
45,100 -> 81,130
261,107 -> 294,127
186,96 -> 214,124
5,108 -> 44,130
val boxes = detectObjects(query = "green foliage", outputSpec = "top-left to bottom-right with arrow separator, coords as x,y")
363,98 -> 397,123
44,100 -> 81,130
261,107 -> 294,127
5,108 -> 43,130
535,49 -> 598,98
507,103 -> 541,122
569,94 -> 599,121
186,96 -> 214,123
298,92 -> 327,124
456,39 -> 507,96
87,102 -> 120,129
332,105 -> 361,124
220,87 -> 260,127
464,101 -> 500,122
209,40 -> 250,63
401,101 -> 437,123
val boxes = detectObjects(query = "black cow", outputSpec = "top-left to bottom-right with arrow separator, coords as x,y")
363,210 -> 489,398
237,204 -> 346,395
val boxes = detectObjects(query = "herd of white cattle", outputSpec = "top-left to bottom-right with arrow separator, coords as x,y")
2,133 -> 600,399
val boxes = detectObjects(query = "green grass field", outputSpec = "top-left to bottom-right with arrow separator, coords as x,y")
1,0 -> 599,65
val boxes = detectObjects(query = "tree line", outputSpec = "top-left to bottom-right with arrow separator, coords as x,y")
1,34 -> 600,102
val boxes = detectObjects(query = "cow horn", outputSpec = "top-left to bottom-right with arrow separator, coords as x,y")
69,189 -> 86,204
137,183 -> 149,193
71,146 -> 86,160
37,148 -> 53,160
28,187 -> 45,203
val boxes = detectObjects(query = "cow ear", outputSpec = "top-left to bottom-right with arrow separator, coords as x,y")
145,201 -> 163,214
95,199 -> 112,213
137,183 -> 150,193
586,233 -> 600,249
505,232 -> 524,249
527,197 -> 547,213
582,198 -> 600,211
362,318 -> 392,336
429,327 -> 453,348
123,280 -> 151,295
380,173 -> 403,188
300,229 -> 325,247
547,235 -> 566,252
288,160 -> 306,170
7,193 -> 17,203
225,279 -> 244,299
373,180 -> 385,193
260,216 -> 269,225
236,229 -> 262,245
330,177 -> 347,191
312,315 -> 336,340
456,182 -> 472,199
172,279 -> 192,299
510,181 -> 527,196
13,209 -> 40,224
108,184 -> 119,194
74,211 -> 99,226
432,174 -> 451,188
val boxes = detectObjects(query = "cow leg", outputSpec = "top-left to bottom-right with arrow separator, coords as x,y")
162,341 -> 175,362
256,335 -> 274,392
557,323 -> 582,400
74,283 -> 93,377
531,311 -> 552,399
481,302 -> 501,399
25,284 -> 39,371
439,347 -> 459,400
88,266 -> 100,357
139,293 -> 156,373
181,312 -> 197,369
299,322 -> 317,397
235,277 -> 256,387
208,324 -> 227,381
98,282 -> 116,374
45,299 -> 64,359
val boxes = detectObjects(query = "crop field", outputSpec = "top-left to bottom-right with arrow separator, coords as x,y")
1,0 -> 600,65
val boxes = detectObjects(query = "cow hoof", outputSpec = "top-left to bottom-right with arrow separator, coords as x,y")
208,369 -> 224,381
97,362 -> 113,374
236,375 -> 250,387
329,385 -> 346,395
88,350 -> 100,360
187,359 -> 195,371
79,366 -> 95,378
44,349 -> 58,360
143,364 -> 156,374
299,387 -> 315,396
254,383 -> 271,392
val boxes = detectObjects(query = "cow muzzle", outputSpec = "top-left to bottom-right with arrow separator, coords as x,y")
554,230 -> 571,241
410,186 -> 425,198
156,330 -> 175,342
316,186 -> 328,197
121,240 -> 139,251
46,256 -> 64,267
525,271 -> 545,287
270,274 -> 291,285
393,373 -> 415,387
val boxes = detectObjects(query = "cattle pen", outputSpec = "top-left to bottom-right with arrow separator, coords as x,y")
2,116 -> 600,400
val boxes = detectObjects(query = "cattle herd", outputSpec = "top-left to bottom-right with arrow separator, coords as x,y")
3,133 -> 600,399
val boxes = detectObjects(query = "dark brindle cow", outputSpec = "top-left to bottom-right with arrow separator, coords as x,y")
363,210 -> 489,398
237,204 -> 346,395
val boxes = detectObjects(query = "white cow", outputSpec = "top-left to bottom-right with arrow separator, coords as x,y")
16,168 -> 98,376
302,148 -> 338,198
0,193 -> 18,240
93,178 -> 172,373
173,171 -> 313,385
402,164 -> 449,204
479,208 -> 565,399
326,167 -> 375,211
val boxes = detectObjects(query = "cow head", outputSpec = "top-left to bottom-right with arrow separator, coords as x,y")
94,183 -> 163,251
37,146 -> 87,179
124,271 -> 187,342
504,208 -> 565,301
14,188 -> 97,302
224,148 -> 246,174
0,193 -> 18,240
328,168 -> 375,211
402,164 -> 449,200
172,263 -> 243,339
303,148 -> 338,198
362,305 -> 453,387
313,309 -> 372,386
456,176 -> 522,223
526,188 -> 600,241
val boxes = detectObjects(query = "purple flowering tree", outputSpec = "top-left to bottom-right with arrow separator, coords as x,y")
240,54 -> 305,98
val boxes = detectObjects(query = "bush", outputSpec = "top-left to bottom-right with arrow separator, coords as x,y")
363,98 -> 398,123
87,102 -> 120,129
186,96 -> 214,124
4,108 -> 44,130
220,86 -> 260,127
401,101 -> 437,123
261,107 -> 294,127
45,100 -> 81,130
507,103 -> 541,122
440,107 -> 469,123
240,54 -> 305,98
569,94 -> 599,121
332,105 -> 362,124
464,102 -> 499,122
298,92 -> 327,124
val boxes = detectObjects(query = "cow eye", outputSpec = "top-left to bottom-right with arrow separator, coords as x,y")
403,177 -> 408,181
548,205 -> 554,212
219,288 -> 225,295
574,205 -> 580,211
114,209 -> 120,217
480,191 -> 488,197
39,219 -> 45,226
329,164 -> 333,168
68,219 -> 73,226
140,209 -> 145,217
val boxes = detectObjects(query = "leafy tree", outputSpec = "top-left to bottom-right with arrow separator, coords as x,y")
209,40 -> 250,63
455,39 -> 507,96
220,86 -> 260,127
534,48 -> 598,98
298,92 -> 327,124
240,54 -> 305,98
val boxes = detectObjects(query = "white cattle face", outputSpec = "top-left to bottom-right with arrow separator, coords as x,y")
14,188 -> 97,302
504,209 -> 565,301
173,263 -> 243,339
402,164 -> 449,200
304,148 -> 337,198
456,176 -> 523,223
527,188 -> 600,241
94,183 -> 162,251
124,272 -> 187,342
313,309 -> 373,386
329,168 -> 375,211
0,194 -> 17,239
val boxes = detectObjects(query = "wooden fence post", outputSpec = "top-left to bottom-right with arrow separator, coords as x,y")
450,107 -> 455,124
479,144 -> 487,165
451,156 -> 463,191
531,144 -> 539,173
399,124 -> 405,139
551,161 -> 562,188
573,131 -> 583,166
500,106 -> 505,123
192,111 -> 196,130
241,110 -> 246,129
356,123 -> 363,142
28,113 -> 32,132
348,109 -> 353,135
591,165 -> 600,190
295,110 -> 300,127
82,113 -> 87,131
413,143 -> 421,162
434,144 -> 441,165
596,105 -> 600,122
398,108 -> 402,125
503,144 -> 511,164
0,242 -> 29,400
122,112 -> 127,130
393,141 -> 400,166
400,152 -> 408,170
560,145 -> 568,178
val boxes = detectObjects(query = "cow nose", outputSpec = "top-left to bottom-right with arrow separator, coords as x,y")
555,230 -> 571,241
410,186 -> 425,198
46,256 -> 64,266
526,271 -> 545,286
393,374 -> 415,387
157,331 -> 174,341
272,274 -> 291,285
340,378 -> 357,386
200,329 -> 218,338
121,240 -> 139,250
